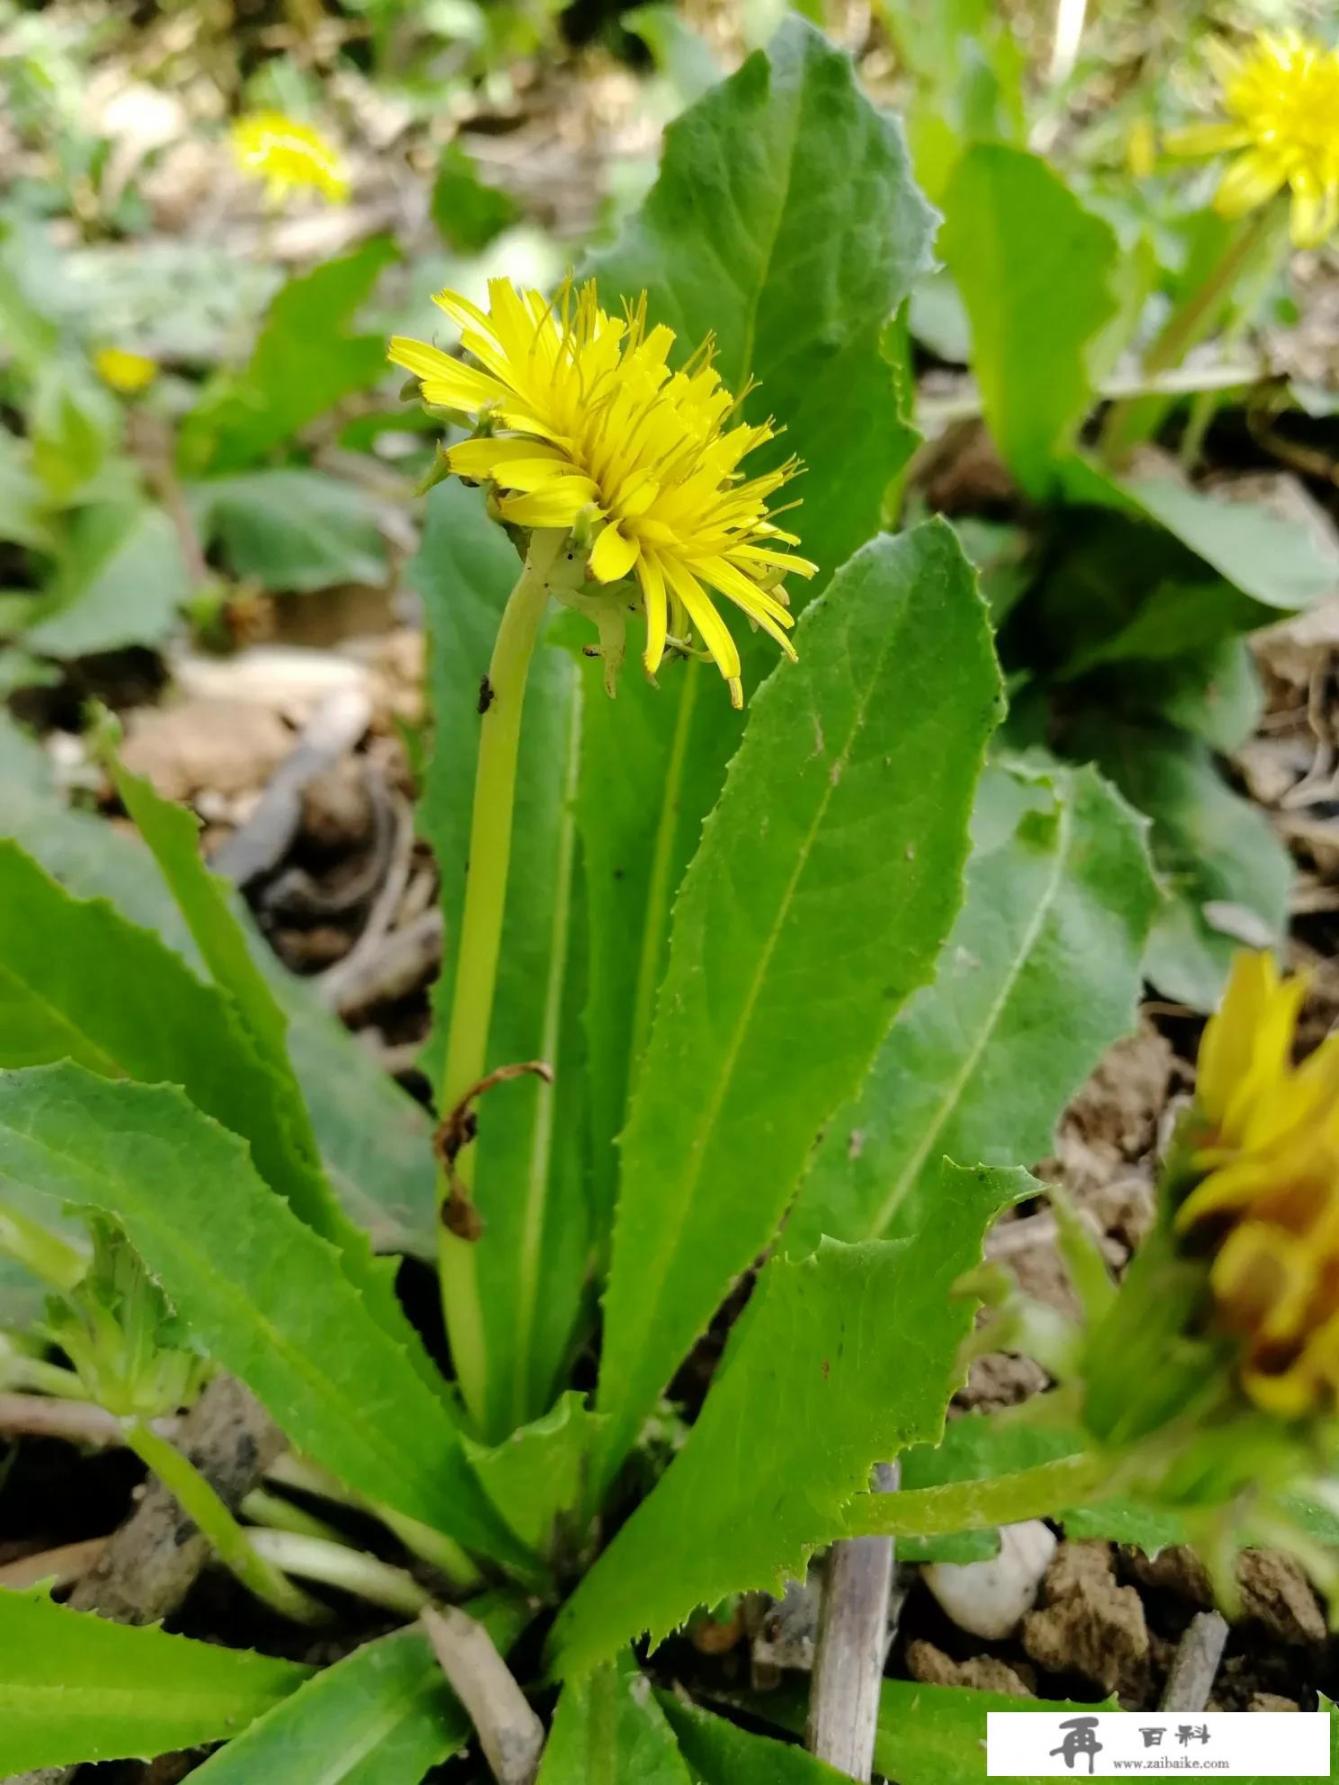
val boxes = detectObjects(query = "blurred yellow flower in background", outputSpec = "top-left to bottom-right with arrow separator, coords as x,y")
1125,117 -> 1158,181
1177,952 -> 1339,1417
391,278 -> 814,706
93,346 -> 157,395
230,111 -> 349,206
1167,30 -> 1339,247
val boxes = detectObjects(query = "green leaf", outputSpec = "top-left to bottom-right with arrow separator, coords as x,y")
1124,474 -> 1336,617
874,1679 -> 1119,1785
0,840 -> 344,1245
178,238 -> 396,476
576,645 -> 739,1243
0,1065 -> 530,1571
466,1391 -> 602,1558
1047,460 -> 1335,665
108,763 -> 435,1376
593,522 -> 1002,1494
577,17 -> 936,1200
0,1586 -> 307,1771
0,838 -> 439,1366
658,1695 -> 850,1784
0,428 -> 53,552
0,716 -> 436,1257
623,5 -> 723,108
939,146 -> 1118,495
414,483 -> 591,1438
25,500 -> 189,658
0,1253 -> 43,1324
593,17 -> 933,584
1103,638 -> 1263,754
554,1164 -> 1026,1673
539,1651 -> 692,1785
430,142 -> 521,252
790,763 -> 1158,1251
29,360 -> 117,502
190,469 -> 388,594
1068,719 -> 1291,1009
190,1599 -> 531,1785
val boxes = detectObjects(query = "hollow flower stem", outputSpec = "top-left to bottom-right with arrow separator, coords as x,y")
125,1419 -> 328,1624
437,525 -> 568,1426
1100,209 -> 1276,463
246,1528 -> 432,1618
0,1198 -> 86,1293
843,1450 -> 1109,1540
265,1452 -> 483,1590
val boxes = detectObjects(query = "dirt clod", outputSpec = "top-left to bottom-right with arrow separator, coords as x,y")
905,1638 -> 1036,1697
1022,1541 -> 1150,1701
120,699 -> 292,804
1236,1549 -> 1327,1647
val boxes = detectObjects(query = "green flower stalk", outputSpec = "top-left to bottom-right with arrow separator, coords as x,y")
394,277 -> 814,1426
1103,29 -> 1339,461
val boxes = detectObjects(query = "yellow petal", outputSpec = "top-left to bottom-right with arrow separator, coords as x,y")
1163,122 -> 1252,159
498,479 -> 598,526
1214,150 -> 1287,218
590,524 -> 641,584
638,551 -> 669,676
1197,951 -> 1275,1128
662,557 -> 740,687
445,438 -> 567,477
1289,179 -> 1339,248
389,338 -> 508,411
490,458 -> 588,494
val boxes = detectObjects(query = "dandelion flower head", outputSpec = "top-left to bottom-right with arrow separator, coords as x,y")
390,278 -> 815,706
1176,951 -> 1339,1417
1167,30 -> 1339,247
230,111 -> 349,206
93,346 -> 157,396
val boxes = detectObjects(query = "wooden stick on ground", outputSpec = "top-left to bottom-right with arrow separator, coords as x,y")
420,1604 -> 545,1785
807,1462 -> 899,1781
6,1375 -> 283,1785
1160,1610 -> 1229,1713
0,1393 -> 129,1448
0,1537 -> 108,1593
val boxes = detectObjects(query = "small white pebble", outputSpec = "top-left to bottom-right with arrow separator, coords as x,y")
923,1519 -> 1057,1640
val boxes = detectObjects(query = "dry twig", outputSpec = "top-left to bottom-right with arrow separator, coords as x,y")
807,1463 -> 899,1781
420,1604 -> 545,1785
0,1538 -> 108,1593
1159,1610 -> 1229,1713
7,1376 -> 282,1785
209,687 -> 373,887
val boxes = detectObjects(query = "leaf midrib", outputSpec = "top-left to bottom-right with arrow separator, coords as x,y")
869,784 -> 1074,1237
0,959 -> 127,1081
603,569 -> 913,1456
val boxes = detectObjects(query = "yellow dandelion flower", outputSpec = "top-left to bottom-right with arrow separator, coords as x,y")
1166,29 -> 1339,248
390,278 -> 815,706
93,346 -> 157,396
1176,951 -> 1339,1417
230,111 -> 349,206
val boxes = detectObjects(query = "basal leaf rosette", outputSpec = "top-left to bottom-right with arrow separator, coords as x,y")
1167,30 -> 1339,247
390,277 -> 816,706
